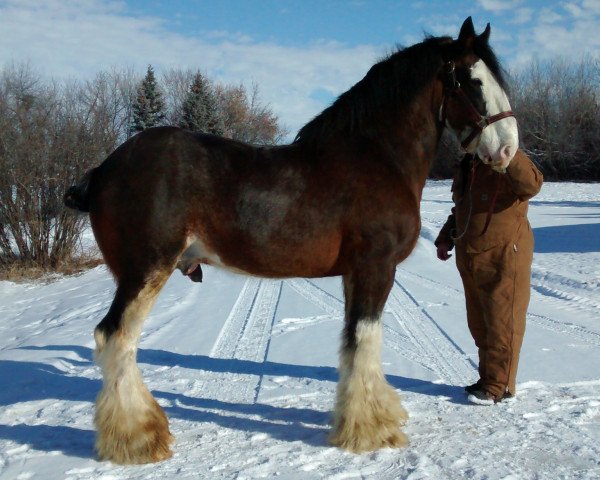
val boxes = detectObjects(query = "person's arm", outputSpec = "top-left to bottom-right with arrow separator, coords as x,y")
435,208 -> 456,260
505,149 -> 544,200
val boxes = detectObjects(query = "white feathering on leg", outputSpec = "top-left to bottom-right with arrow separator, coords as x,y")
330,320 -> 408,452
94,278 -> 173,464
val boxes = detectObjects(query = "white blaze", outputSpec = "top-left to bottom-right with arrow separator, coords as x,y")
470,60 -> 519,167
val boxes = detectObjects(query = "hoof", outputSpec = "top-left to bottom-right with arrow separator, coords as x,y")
329,408 -> 408,453
330,379 -> 409,452
95,393 -> 174,464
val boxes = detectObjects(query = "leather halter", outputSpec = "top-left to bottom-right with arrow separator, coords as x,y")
440,61 -> 515,151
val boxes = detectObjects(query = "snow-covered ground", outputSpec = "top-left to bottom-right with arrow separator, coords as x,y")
0,181 -> 599,479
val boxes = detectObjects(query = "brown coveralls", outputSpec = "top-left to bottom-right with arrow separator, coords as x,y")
435,150 -> 543,398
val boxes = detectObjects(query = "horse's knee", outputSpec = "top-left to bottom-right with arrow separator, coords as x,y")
94,308 -> 122,355
94,325 -> 108,352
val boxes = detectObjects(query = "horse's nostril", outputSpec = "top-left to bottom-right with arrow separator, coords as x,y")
500,145 -> 514,161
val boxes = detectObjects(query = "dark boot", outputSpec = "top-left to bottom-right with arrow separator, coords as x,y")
467,388 -> 514,405
464,379 -> 483,394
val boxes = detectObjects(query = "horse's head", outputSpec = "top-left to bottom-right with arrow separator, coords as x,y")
440,17 -> 518,171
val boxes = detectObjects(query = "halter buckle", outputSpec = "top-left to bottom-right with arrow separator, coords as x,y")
443,61 -> 460,89
475,117 -> 490,130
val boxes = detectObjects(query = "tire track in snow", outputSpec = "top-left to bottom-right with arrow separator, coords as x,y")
532,269 -> 599,294
210,278 -> 262,358
143,281 -> 204,345
531,282 -> 600,314
286,279 -> 342,319
233,280 -> 282,363
287,279 -> 447,375
527,312 -> 600,348
396,267 -> 462,296
397,267 -> 600,348
271,315 -> 336,336
205,278 -> 282,403
527,265 -> 599,323
384,326 -> 438,372
389,279 -> 477,386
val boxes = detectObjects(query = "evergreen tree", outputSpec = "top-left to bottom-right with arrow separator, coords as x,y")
131,65 -> 165,134
180,72 -> 224,135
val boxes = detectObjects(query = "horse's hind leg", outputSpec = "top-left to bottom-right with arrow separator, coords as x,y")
330,263 -> 408,452
94,268 -> 173,464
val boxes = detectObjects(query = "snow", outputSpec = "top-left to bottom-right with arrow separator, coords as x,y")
1,181 -> 599,479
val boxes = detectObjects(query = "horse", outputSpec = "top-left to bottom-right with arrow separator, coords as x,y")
64,17 -> 518,464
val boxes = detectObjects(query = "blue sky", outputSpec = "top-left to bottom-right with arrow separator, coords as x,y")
122,1 -> 441,47
1,0 -> 599,136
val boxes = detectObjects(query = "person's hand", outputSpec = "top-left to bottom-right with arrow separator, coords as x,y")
437,243 -> 452,261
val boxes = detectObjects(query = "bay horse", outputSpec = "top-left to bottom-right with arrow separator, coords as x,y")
64,17 -> 518,464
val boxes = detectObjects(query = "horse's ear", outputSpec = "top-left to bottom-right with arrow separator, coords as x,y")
458,16 -> 476,49
479,23 -> 491,43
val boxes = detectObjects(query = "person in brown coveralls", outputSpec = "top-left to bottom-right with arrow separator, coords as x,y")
435,149 -> 543,404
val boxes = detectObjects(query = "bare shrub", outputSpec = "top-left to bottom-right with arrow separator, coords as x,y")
0,64 -> 118,272
215,82 -> 289,144
511,56 -> 600,180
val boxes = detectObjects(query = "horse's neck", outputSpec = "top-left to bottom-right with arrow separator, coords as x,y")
387,86 -> 443,186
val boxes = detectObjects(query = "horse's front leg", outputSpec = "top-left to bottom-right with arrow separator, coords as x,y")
330,263 -> 408,452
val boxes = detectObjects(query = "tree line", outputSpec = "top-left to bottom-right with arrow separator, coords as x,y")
130,65 -> 286,144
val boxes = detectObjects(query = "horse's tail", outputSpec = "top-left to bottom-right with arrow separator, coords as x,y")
64,168 -> 96,213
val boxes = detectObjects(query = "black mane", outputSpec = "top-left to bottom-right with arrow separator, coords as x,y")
294,36 -> 450,146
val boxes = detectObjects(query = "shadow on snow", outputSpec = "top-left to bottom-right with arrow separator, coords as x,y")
0,345 -> 465,458
533,223 -> 600,253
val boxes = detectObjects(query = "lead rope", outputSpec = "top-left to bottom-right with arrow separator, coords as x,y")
479,173 -> 502,237
451,160 -> 502,242
451,161 -> 477,242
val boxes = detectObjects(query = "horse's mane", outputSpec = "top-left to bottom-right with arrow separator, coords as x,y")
294,37 -> 450,146
294,34 -> 508,147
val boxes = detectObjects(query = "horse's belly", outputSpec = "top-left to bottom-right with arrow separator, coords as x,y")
181,236 -> 249,275
188,231 -> 342,279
